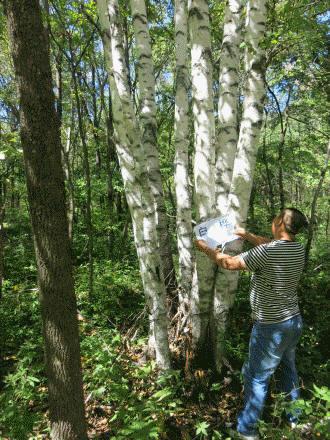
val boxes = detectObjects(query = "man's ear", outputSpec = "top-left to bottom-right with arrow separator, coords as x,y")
274,215 -> 283,227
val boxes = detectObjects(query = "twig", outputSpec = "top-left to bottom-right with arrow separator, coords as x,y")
287,115 -> 329,138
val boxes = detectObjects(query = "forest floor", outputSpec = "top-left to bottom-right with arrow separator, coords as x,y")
79,310 -> 322,440
0,268 -> 329,439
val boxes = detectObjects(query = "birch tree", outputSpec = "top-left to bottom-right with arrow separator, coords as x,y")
228,0 -> 267,225
209,0 -> 267,372
174,0 -> 193,315
188,0 -> 217,355
212,0 -> 243,371
96,0 -> 171,369
130,0 -> 176,295
212,0 -> 266,371
216,0 -> 243,216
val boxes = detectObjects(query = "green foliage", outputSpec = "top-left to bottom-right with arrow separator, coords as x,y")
0,0 -> 329,438
81,325 -> 131,404
81,321 -> 187,439
0,266 -> 329,439
195,420 -> 210,438
108,367 -> 184,439
75,260 -> 143,325
0,286 -> 47,439
256,385 -> 330,439
297,269 -> 330,383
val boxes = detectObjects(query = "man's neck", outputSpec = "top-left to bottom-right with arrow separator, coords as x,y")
274,231 -> 295,241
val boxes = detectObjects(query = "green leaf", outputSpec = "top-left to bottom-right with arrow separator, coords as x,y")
152,388 -> 172,401
313,385 -> 330,402
195,421 -> 209,436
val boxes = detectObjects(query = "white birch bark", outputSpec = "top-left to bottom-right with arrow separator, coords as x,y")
97,0 -> 171,369
130,0 -> 176,294
174,0 -> 193,314
189,0 -> 217,353
216,0 -> 243,215
212,0 -> 243,372
228,0 -> 267,225
212,0 -> 267,372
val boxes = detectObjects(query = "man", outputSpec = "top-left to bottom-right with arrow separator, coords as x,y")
195,208 -> 309,440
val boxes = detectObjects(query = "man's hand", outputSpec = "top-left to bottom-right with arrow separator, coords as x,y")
234,227 -> 247,240
195,239 -> 223,253
194,239 -> 246,271
234,227 -> 271,246
195,240 -> 221,252
194,239 -> 216,253
194,239 -> 221,260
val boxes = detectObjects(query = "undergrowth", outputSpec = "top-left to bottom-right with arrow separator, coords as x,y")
0,263 -> 329,439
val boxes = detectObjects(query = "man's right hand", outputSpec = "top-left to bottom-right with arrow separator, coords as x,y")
235,227 -> 271,246
234,227 -> 247,240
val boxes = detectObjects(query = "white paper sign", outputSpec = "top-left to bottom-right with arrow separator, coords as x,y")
194,215 -> 239,250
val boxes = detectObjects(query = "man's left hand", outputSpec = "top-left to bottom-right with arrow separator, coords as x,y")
194,239 -> 207,252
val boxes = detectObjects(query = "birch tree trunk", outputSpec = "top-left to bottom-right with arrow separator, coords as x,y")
174,0 -> 193,316
212,0 -> 243,372
189,0 -> 217,360
228,0 -> 267,226
96,0 -> 171,369
216,0 -> 243,216
212,0 -> 267,372
4,1 -> 87,437
130,0 -> 177,297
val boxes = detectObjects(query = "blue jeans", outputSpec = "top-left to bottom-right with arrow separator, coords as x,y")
237,314 -> 303,436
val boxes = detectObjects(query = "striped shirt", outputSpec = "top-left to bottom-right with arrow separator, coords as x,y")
240,240 -> 305,323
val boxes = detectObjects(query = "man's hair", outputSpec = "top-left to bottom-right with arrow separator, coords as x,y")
279,207 -> 309,235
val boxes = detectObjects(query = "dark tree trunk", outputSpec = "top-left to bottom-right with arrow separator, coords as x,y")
249,183 -> 256,222
305,141 -> 330,268
326,201 -> 330,237
55,52 -> 63,123
103,90 -> 118,252
4,1 -> 87,438
262,112 -> 276,218
268,85 -> 291,210
0,195 -> 5,301
10,176 -> 15,208
71,70 -> 94,300
105,96 -> 117,216
62,104 -> 75,243
91,64 -> 102,175
123,12 -> 132,94
0,128 -> 6,300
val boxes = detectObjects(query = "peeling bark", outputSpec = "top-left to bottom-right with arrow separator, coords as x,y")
213,0 -> 267,372
188,0 -> 217,359
131,0 -> 177,296
174,0 -> 193,315
97,0 -> 171,369
216,0 -> 243,216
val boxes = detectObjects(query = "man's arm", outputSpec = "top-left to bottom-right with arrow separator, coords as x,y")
195,240 -> 246,271
234,227 -> 271,246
